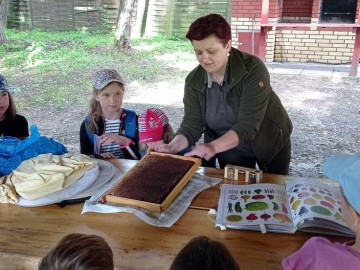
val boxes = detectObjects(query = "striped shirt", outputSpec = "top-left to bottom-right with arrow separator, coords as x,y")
100,119 -> 124,158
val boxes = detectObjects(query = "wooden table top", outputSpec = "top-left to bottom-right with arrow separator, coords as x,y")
0,158 -> 350,270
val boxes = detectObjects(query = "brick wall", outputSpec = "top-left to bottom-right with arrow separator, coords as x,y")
231,0 -> 359,64
274,30 -> 355,64
282,0 -> 312,18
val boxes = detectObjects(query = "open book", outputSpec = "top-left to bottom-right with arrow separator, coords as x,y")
215,179 -> 354,237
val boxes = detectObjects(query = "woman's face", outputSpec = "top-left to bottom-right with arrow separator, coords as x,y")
0,91 -> 10,121
192,34 -> 231,76
94,82 -> 124,119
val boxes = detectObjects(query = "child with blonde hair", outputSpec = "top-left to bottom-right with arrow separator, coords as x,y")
282,152 -> 360,270
80,69 -> 141,160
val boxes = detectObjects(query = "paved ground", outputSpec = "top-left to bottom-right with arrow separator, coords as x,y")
266,62 -> 360,78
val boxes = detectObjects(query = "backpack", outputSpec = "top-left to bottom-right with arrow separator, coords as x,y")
85,109 -> 137,145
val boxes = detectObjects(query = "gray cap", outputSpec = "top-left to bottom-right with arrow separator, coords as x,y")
0,74 -> 10,92
92,69 -> 126,90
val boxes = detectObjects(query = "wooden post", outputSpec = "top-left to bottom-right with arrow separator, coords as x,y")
258,0 -> 270,61
350,1 -> 360,76
350,27 -> 360,76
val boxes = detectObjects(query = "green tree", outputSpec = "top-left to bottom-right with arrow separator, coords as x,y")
114,0 -> 136,50
0,0 -> 8,43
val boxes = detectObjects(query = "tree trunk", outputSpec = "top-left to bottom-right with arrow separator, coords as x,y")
0,0 -> 8,44
114,0 -> 136,50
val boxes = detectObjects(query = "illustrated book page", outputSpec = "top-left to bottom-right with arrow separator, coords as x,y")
215,183 -> 295,233
285,179 -> 354,237
215,180 -> 354,237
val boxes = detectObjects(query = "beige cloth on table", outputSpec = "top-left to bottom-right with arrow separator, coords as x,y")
0,174 -> 18,204
9,153 -> 96,200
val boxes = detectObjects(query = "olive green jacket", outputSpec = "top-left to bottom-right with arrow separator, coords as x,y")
177,47 -> 293,165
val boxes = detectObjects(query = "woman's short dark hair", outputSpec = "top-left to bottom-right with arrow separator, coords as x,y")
38,233 -> 114,270
170,236 -> 240,270
186,14 -> 231,46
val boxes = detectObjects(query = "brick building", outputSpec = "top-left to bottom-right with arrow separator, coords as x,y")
231,0 -> 360,70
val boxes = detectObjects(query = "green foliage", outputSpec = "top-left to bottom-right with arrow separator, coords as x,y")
0,30 -> 194,111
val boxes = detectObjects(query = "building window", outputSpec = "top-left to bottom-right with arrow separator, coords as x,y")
320,0 -> 358,23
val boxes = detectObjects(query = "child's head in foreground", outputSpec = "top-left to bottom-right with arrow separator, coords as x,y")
38,233 -> 114,270
170,235 -> 240,270
323,152 -> 360,235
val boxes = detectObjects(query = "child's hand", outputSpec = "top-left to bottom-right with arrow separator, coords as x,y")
99,134 -> 130,146
153,143 -> 172,153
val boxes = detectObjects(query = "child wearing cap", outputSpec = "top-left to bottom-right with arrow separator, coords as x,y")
0,74 -> 29,139
80,68 -> 141,160
282,152 -> 360,270
138,108 -> 174,155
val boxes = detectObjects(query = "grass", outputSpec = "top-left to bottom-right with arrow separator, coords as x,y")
0,29 -> 194,110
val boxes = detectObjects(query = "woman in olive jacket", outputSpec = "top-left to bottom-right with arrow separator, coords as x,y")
154,14 -> 292,174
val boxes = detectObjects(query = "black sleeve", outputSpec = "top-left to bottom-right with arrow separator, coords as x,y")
16,115 -> 29,137
80,120 -> 94,155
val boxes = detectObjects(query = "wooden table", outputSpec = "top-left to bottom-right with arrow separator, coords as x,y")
0,159 -> 351,270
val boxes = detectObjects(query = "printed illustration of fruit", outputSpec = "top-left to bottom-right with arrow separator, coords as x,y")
241,195 -> 251,202
334,212 -> 343,221
304,198 -> 316,205
320,200 -> 334,210
254,189 -> 262,195
295,184 -> 303,187
246,213 -> 258,222
282,203 -> 288,214
260,212 -> 271,221
267,194 -> 274,200
289,196 -> 295,204
291,200 -> 301,210
227,202 -> 233,213
252,195 -> 266,200
313,193 -> 322,199
226,215 -> 243,222
273,213 -> 292,223
272,202 -> 280,211
298,206 -> 309,216
234,202 -> 242,213
319,189 -> 325,194
298,192 -> 310,198
324,196 -> 336,204
245,201 -> 269,211
310,187 -> 316,192
310,205 -> 332,216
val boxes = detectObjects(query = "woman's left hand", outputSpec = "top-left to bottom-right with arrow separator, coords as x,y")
184,143 -> 216,160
